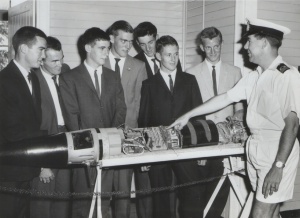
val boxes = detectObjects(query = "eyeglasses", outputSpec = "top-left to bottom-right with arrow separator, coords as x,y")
204,44 -> 221,52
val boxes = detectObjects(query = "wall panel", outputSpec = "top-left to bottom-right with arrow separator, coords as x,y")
185,0 -> 236,70
49,0 -> 184,69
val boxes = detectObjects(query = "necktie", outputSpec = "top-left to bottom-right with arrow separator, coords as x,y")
115,58 -> 121,78
94,70 -> 101,99
169,75 -> 174,94
151,58 -> 159,74
52,75 -> 64,106
28,71 -> 38,113
212,66 -> 218,96
27,72 -> 32,84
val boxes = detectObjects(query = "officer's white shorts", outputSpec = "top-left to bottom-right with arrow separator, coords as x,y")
246,135 -> 299,203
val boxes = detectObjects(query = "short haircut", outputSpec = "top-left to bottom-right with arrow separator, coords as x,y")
106,20 -> 133,37
156,35 -> 178,54
46,36 -> 62,51
134,22 -> 157,39
254,33 -> 282,49
12,26 -> 47,53
196,27 -> 223,46
81,27 -> 110,47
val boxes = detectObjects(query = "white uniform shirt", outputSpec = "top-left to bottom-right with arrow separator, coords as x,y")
227,55 -> 300,133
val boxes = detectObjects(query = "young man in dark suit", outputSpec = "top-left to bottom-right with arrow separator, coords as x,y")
0,26 -> 47,218
138,35 -> 204,218
134,21 -> 182,78
31,36 -> 71,218
104,20 -> 147,218
60,27 -> 126,218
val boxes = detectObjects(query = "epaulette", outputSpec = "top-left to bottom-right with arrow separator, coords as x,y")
277,63 -> 290,73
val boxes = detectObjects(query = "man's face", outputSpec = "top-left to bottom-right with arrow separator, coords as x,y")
244,34 -> 264,65
110,30 -> 133,58
137,34 -> 156,57
200,35 -> 222,65
156,45 -> 179,73
87,40 -> 110,67
25,36 -> 47,69
42,49 -> 64,76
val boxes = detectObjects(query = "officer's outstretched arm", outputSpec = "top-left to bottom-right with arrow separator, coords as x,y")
168,93 -> 234,130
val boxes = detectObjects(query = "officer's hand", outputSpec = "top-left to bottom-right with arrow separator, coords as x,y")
168,114 -> 190,130
262,166 -> 283,198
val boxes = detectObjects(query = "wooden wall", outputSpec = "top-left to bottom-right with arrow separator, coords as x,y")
258,0 -> 300,67
49,0 -> 184,69
185,0 -> 236,70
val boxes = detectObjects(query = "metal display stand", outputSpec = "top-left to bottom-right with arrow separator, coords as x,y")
87,144 -> 246,218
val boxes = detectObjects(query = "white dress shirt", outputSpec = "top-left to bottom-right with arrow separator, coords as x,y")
108,51 -> 126,76
40,68 -> 65,126
84,61 -> 103,95
160,69 -> 177,90
205,59 -> 222,91
144,53 -> 160,75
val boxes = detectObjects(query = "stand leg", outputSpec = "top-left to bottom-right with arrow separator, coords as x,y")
240,191 -> 254,218
97,167 -> 102,218
204,173 -> 226,217
89,166 -> 102,218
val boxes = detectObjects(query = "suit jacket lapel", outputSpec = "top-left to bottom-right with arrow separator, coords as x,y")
121,57 -> 131,87
142,53 -> 154,78
218,63 -> 228,94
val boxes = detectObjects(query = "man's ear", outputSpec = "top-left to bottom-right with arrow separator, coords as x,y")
262,37 -> 268,49
19,44 -> 28,54
155,34 -> 159,40
85,44 -> 91,53
199,44 -> 204,52
109,35 -> 115,44
155,52 -> 161,61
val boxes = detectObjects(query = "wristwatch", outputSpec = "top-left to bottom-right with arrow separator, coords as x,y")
274,161 -> 285,169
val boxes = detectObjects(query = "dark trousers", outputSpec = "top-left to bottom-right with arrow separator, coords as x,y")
134,169 -> 153,218
72,167 -> 133,218
0,181 -> 31,218
30,168 -> 71,218
148,160 -> 205,218
198,157 -> 230,218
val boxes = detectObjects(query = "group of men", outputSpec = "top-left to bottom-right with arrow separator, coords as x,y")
0,17 -> 299,218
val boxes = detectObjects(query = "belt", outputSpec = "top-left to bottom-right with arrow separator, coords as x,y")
250,129 -> 281,140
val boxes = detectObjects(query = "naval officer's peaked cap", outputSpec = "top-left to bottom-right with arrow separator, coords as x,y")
244,18 -> 291,40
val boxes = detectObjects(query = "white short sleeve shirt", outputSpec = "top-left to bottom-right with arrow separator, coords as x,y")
227,56 -> 300,132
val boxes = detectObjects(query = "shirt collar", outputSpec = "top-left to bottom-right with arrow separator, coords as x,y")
109,51 -> 126,61
256,55 -> 283,74
13,59 -> 30,78
84,60 -> 103,75
205,59 -> 222,69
